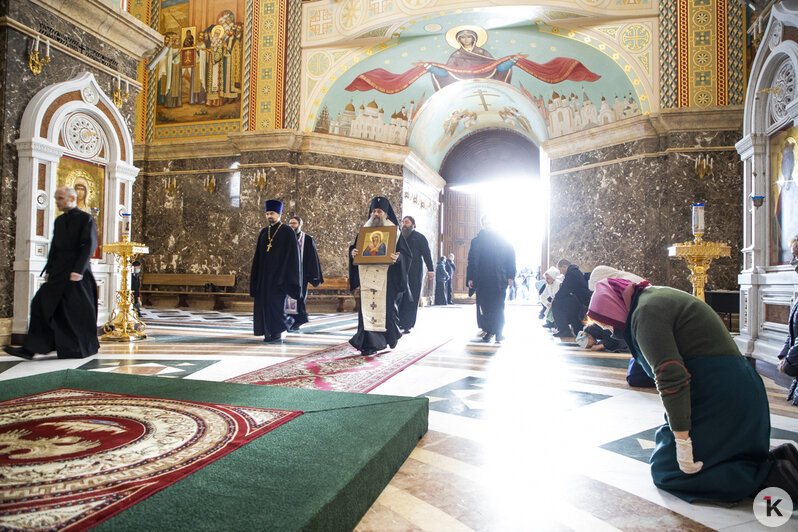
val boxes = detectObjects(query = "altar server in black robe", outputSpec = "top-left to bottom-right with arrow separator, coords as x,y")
398,215 -> 434,333
348,196 -> 411,355
466,215 -> 516,343
445,253 -> 456,304
287,215 -> 324,330
5,186 -> 99,359
250,199 -> 302,342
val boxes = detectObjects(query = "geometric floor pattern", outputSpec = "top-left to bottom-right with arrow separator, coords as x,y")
3,303 -> 797,530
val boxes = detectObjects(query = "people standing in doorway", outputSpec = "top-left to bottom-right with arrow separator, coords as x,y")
434,256 -> 449,305
551,259 -> 592,338
466,215 -> 516,343
249,199 -> 302,343
348,197 -> 412,355
286,215 -> 324,331
4,186 -> 99,360
398,216 -> 434,334
445,253 -> 456,304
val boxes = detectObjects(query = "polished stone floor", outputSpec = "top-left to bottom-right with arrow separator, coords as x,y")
2,304 -> 797,531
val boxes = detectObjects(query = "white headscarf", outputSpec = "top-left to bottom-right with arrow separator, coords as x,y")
588,265 -> 645,291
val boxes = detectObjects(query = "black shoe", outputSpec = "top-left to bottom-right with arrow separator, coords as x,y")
289,325 -> 301,331
3,346 -> 34,360
771,443 -> 798,467
542,322 -> 555,329
360,349 -> 375,356
552,331 -> 573,338
762,459 -> 798,501
264,333 -> 283,343
481,334 -> 494,343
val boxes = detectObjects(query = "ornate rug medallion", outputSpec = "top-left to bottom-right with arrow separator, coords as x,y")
0,389 -> 301,531
225,339 -> 450,392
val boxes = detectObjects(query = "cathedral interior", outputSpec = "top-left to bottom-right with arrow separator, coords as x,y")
1,0 -> 798,530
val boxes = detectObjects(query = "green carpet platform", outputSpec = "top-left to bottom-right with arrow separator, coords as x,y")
0,370 -> 428,531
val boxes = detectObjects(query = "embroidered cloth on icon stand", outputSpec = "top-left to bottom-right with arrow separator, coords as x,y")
225,339 -> 451,392
0,389 -> 302,531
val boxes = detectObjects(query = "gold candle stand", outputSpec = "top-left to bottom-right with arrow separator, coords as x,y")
668,232 -> 730,301
101,237 -> 149,342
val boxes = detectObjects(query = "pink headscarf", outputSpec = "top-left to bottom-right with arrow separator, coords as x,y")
587,278 -> 650,330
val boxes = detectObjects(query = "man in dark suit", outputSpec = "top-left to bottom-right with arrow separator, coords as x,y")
445,253 -> 456,304
4,186 -> 100,359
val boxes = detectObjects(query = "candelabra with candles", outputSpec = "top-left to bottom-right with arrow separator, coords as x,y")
28,35 -> 51,75
101,213 -> 149,342
254,169 -> 267,193
668,203 -> 730,301
695,154 -> 714,180
113,75 -> 129,109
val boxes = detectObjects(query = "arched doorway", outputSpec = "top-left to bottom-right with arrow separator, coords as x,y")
439,129 -> 544,300
13,73 -> 139,335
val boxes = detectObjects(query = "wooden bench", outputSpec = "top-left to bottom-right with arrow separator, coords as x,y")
140,273 -> 237,309
308,277 -> 360,312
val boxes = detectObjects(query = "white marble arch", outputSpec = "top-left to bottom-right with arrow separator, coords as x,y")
735,2 -> 798,363
13,72 -> 139,335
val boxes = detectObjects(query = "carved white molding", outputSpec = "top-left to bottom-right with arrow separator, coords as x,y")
768,59 -> 796,125
63,113 -> 103,159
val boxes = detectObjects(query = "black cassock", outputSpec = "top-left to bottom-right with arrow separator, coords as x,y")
434,260 -> 449,305
397,230 -> 434,330
466,229 -> 516,337
250,222 -> 302,337
348,232 -> 412,353
294,232 -> 324,327
24,207 -> 99,358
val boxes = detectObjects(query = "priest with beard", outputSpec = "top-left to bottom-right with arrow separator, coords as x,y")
348,197 -> 412,355
398,215 -> 434,334
286,215 -> 324,331
466,214 -> 516,343
250,199 -> 302,342
4,186 -> 99,359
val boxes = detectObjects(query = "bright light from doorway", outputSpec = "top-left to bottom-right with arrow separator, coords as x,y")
450,176 -> 546,274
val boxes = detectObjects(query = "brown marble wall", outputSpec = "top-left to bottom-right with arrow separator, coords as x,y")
0,1 -> 146,319
548,122 -> 743,292
134,146 -> 407,292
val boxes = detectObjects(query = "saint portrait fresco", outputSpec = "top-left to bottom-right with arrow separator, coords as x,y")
156,1 -> 244,125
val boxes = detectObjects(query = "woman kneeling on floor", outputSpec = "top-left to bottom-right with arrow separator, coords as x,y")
588,278 -> 798,503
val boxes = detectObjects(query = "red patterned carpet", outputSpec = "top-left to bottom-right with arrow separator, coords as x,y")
226,339 -> 451,392
0,389 -> 301,531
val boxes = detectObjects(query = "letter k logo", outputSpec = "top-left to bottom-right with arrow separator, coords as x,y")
764,496 -> 783,518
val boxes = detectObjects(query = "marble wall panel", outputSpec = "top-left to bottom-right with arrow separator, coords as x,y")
0,6 -> 141,318
134,149 -> 407,291
550,132 -> 743,292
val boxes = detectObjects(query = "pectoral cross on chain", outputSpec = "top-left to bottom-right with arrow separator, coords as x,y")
266,243 -> 272,252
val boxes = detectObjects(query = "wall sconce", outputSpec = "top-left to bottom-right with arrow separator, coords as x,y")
694,154 -> 713,180
113,75 -> 129,109
28,35 -> 51,75
751,195 -> 765,209
203,176 -> 216,194
165,176 -> 176,196
254,169 -> 267,193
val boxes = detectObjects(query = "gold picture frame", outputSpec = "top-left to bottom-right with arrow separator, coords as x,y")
353,226 -> 398,264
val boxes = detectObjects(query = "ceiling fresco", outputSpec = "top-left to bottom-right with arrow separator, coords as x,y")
304,8 -> 654,166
